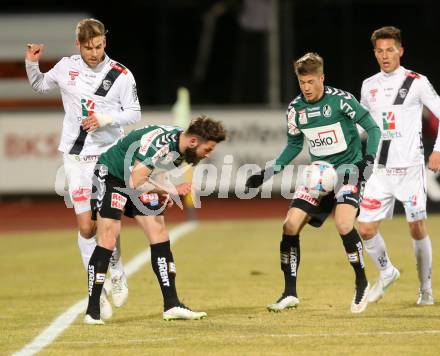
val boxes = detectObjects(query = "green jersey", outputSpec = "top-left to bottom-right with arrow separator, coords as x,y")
275,86 -> 381,169
99,125 -> 184,181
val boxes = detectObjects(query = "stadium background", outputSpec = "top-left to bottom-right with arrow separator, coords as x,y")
2,2 -> 440,355
1,0 -> 440,217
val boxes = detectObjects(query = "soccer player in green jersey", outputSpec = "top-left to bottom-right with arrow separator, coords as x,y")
246,52 -> 381,313
84,116 -> 226,324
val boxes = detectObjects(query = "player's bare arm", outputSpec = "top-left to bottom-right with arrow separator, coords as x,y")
130,160 -> 192,196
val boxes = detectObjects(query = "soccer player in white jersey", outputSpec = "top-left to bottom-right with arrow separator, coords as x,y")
358,26 -> 440,305
25,18 -> 141,318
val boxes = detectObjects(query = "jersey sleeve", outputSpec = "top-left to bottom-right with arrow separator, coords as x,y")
360,82 -> 370,110
273,107 -> 304,171
25,58 -> 61,93
357,112 -> 381,158
135,131 -> 170,169
107,70 -> 141,126
342,93 -> 371,123
419,76 -> 440,151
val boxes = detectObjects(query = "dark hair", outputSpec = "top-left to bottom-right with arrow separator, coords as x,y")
186,115 -> 226,143
294,52 -> 324,76
76,18 -> 107,44
371,26 -> 402,47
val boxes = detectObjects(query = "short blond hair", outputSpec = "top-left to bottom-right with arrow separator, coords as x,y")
293,52 -> 324,76
76,18 -> 107,44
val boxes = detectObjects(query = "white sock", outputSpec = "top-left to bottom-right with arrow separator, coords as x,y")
413,236 -> 432,292
77,233 -> 97,271
109,237 -> 124,279
363,232 -> 394,278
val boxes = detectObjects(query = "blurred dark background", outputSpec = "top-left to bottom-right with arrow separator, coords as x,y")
3,0 -> 440,106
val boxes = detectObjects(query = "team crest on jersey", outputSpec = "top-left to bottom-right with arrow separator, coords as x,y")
102,79 -> 112,91
298,109 -> 307,124
398,88 -> 408,99
322,104 -> 332,118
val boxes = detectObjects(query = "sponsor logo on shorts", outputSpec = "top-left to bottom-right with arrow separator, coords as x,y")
139,193 -> 160,206
293,186 -> 319,206
360,197 -> 381,210
111,193 -> 127,210
335,184 -> 358,199
72,188 -> 92,202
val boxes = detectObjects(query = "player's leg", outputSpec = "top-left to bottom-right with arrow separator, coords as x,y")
358,220 -> 400,303
85,167 -> 127,324
399,165 -> 433,304
107,237 -> 128,307
267,186 -> 330,312
85,215 -> 121,324
334,203 -> 369,313
358,171 -> 399,303
409,220 -> 433,304
91,163 -> 128,308
135,214 -> 207,320
266,207 -> 308,312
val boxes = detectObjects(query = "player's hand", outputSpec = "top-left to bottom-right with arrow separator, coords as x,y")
161,193 -> 174,208
245,170 -> 265,190
175,182 -> 192,196
82,114 -> 100,132
428,151 -> 440,172
355,155 -> 375,182
26,43 -> 44,62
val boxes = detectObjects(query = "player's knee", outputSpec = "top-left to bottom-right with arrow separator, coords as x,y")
335,220 -> 354,236
409,220 -> 426,239
283,220 -> 300,235
78,223 -> 96,239
357,223 -> 377,239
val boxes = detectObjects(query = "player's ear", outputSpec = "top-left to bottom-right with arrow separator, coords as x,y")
75,39 -> 80,50
399,46 -> 404,58
189,136 -> 198,148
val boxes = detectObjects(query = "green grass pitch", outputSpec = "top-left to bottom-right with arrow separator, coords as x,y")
2,216 -> 440,355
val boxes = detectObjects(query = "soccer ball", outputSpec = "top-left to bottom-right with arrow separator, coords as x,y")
301,161 -> 337,197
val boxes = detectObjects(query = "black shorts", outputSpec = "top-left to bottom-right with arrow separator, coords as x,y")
91,164 -> 165,221
289,183 -> 362,228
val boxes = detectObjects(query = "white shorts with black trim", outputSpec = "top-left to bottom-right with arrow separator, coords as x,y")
358,164 -> 427,223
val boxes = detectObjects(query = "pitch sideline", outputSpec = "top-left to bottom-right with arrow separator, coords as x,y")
13,221 -> 198,356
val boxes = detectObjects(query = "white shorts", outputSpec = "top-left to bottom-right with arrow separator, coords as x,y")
63,154 -> 99,214
358,165 -> 427,223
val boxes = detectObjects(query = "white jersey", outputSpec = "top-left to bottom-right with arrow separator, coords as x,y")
361,66 -> 440,168
26,54 -> 141,155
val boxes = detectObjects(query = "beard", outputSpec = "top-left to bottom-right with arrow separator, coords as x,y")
184,146 -> 202,165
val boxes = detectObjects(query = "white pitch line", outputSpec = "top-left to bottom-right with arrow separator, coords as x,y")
13,221 -> 198,356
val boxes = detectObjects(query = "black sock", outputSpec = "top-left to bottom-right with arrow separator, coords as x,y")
280,234 -> 300,297
151,240 -> 180,310
340,228 -> 367,287
86,245 -> 113,319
